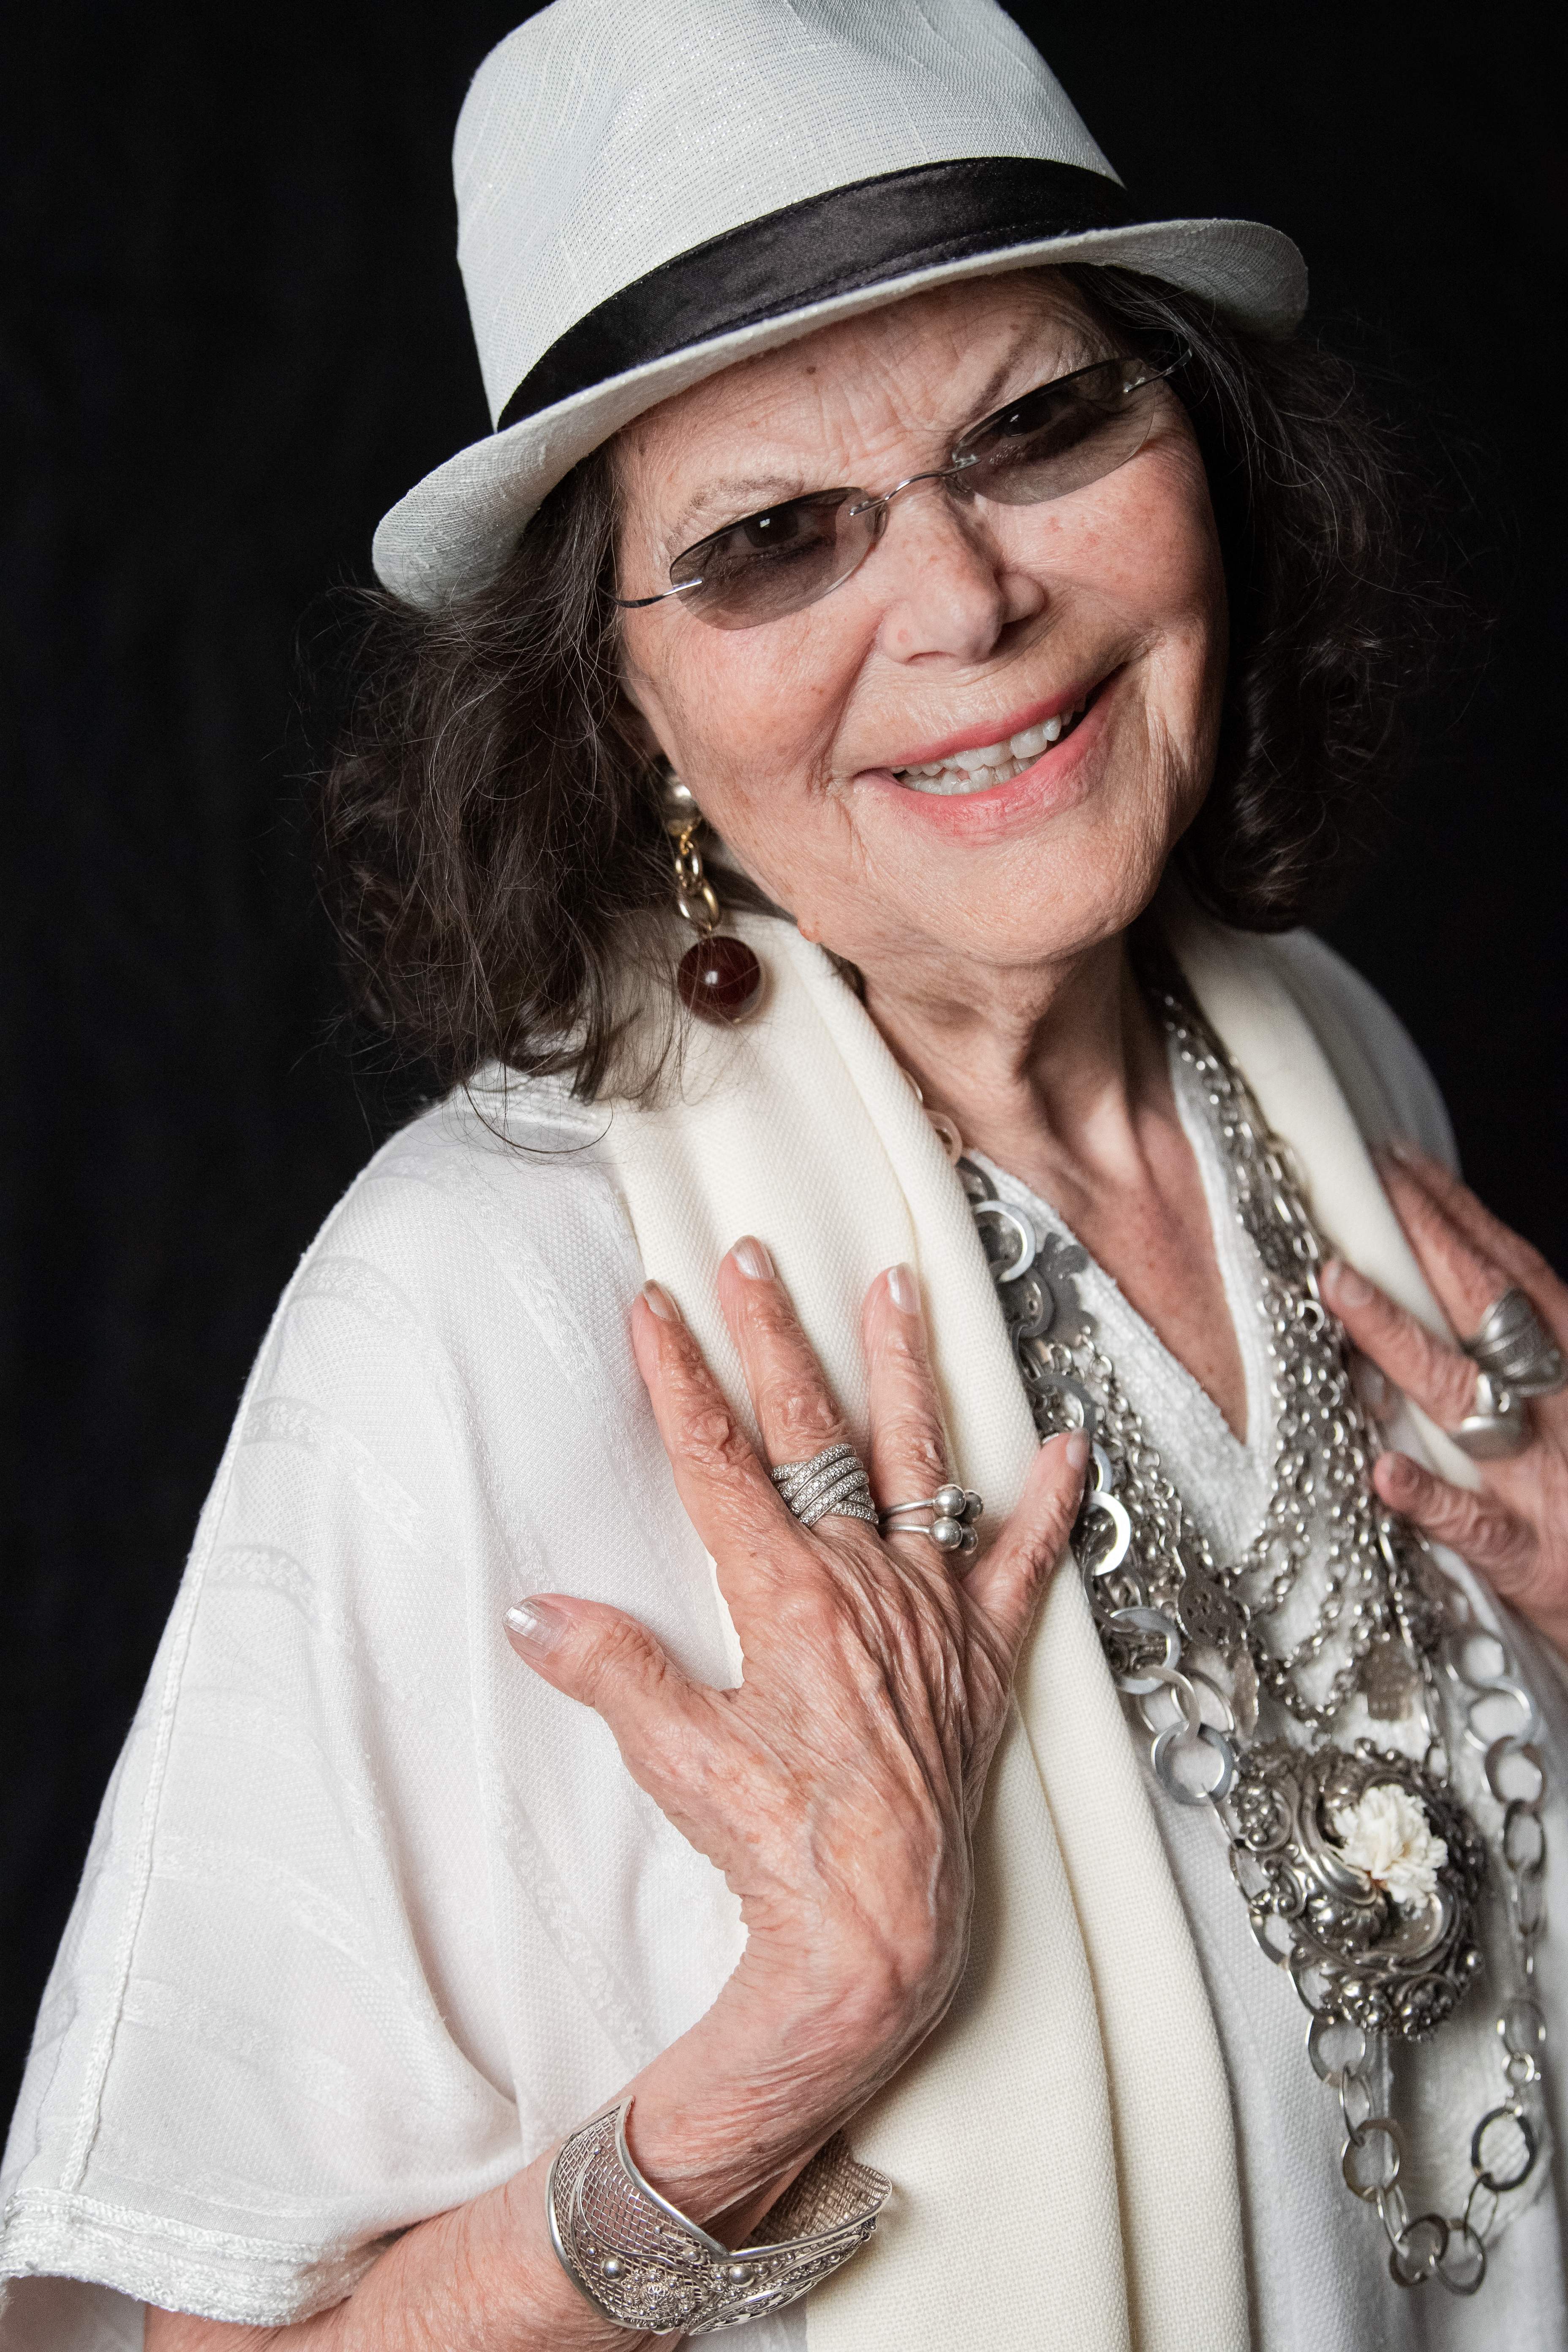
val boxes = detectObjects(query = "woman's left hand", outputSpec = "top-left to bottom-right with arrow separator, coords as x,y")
1317,1142 -> 1568,1658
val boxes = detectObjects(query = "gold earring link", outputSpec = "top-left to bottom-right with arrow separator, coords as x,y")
655,764 -> 762,1024
670,823 -> 721,935
662,767 -> 723,934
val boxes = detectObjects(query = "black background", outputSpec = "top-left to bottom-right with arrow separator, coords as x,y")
4,2 -> 1565,2126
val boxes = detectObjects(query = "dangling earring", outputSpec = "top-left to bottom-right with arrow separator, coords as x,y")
661,768 -> 763,1024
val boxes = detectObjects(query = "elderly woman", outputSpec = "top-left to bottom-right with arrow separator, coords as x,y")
5,3 -> 1568,2348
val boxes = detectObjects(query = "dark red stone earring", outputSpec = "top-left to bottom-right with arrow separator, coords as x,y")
662,770 -> 763,1025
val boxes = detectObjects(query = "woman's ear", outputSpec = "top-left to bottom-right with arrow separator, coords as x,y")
609,686 -> 667,770
613,664 -> 677,768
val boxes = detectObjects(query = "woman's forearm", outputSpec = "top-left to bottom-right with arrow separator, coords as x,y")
145,1956 -> 908,2352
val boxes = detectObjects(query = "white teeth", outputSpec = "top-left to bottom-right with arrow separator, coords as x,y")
892,701 -> 1086,794
905,759 -> 1020,795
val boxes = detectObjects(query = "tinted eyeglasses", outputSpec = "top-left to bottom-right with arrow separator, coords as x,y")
615,348 -> 1185,633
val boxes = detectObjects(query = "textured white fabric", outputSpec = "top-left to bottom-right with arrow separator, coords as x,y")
3,909 -> 1564,2352
372,0 -> 1307,605
1,1101 -> 762,2340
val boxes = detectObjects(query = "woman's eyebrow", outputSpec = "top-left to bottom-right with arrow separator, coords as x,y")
963,333 -> 1104,425
665,475 -> 813,555
963,346 -> 1049,424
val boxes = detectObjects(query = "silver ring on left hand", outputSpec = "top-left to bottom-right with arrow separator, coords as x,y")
880,1483 -> 984,1555
1448,1369 -> 1533,1461
1462,1286 -> 1567,1399
770,1443 -> 879,1528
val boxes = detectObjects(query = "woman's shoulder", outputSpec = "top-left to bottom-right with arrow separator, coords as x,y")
276,1072 -> 641,1369
1261,930 -> 1458,1172
214,1074 -> 650,1559
1161,878 -> 1459,1173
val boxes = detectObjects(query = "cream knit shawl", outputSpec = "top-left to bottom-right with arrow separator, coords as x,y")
595,898 -> 1472,2352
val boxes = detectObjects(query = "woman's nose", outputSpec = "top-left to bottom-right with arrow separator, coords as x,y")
868,482 -> 1046,664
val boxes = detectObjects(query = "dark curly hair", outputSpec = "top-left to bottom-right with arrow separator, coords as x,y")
320,264 -> 1450,1100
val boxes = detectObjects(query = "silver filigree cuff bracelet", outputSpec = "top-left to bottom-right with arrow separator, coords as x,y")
547,2099 -> 891,2335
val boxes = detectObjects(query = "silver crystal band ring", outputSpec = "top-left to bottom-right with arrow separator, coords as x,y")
771,1443 -> 879,1529
880,1482 -> 983,1556
1462,1286 -> 1566,1399
1449,1369 -> 1533,1461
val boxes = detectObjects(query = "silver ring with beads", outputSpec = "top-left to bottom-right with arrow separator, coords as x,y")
880,1483 -> 983,1555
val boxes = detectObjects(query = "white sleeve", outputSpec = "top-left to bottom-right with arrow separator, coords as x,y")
0,1127 -> 529,2337
2,1094 -> 743,2352
1266,930 -> 1459,1173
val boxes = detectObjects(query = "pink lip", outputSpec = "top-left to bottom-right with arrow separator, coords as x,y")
849,670 -> 1119,841
860,679 -> 1100,779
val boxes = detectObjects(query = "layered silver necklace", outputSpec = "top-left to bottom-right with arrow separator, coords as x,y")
943,942 -> 1550,2298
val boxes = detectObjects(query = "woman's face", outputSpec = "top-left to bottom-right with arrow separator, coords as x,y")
616,271 -> 1227,985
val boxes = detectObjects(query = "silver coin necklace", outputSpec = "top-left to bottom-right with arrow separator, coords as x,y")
920,939 -> 1551,2298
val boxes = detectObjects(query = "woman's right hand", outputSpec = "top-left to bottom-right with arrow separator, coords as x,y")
146,1247 -> 1085,2352
505,1241 -> 1087,2100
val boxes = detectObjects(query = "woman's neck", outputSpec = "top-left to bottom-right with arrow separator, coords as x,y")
858,923 -> 1250,1438
860,930 -> 1168,1212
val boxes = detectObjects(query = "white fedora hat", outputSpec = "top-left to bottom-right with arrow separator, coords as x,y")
373,0 -> 1307,610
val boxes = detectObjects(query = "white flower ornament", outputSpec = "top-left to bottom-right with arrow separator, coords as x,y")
1330,1781 -> 1449,1908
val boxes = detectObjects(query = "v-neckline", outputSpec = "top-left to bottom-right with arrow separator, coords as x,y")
971,1038 -> 1279,1558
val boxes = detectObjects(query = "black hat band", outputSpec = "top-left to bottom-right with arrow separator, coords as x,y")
497,155 -> 1135,433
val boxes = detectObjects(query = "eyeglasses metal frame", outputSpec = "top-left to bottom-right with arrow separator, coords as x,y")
614,345 -> 1187,628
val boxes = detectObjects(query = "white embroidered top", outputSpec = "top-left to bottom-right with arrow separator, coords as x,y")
3,932 -> 1566,2352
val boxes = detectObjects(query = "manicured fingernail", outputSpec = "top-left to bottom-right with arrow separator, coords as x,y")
1380,1452 -> 1421,1497
505,1599 -> 566,1654
886,1262 -> 918,1314
1353,1357 -> 1391,1414
1323,1260 -> 1373,1308
641,1279 -> 681,1321
1063,1431 -> 1090,1473
732,1236 -> 775,1282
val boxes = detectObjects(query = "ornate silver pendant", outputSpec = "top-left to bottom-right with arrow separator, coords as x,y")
1226,1740 -> 1487,2040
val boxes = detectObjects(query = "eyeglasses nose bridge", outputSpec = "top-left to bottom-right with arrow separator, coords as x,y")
845,463 -> 967,532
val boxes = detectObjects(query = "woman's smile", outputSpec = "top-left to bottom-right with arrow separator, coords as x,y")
846,672 -> 1116,842
885,691 -> 1091,793
845,671 -> 1114,839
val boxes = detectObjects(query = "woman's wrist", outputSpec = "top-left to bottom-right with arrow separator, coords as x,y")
591,1953 -> 904,2231
444,1960 -> 900,2351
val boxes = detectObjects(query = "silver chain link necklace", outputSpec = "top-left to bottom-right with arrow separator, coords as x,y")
929,941 -> 1550,2298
